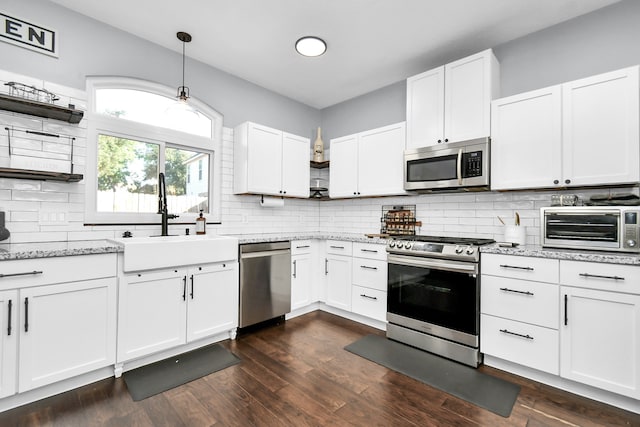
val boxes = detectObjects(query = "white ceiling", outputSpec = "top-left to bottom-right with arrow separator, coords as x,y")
50,0 -> 620,109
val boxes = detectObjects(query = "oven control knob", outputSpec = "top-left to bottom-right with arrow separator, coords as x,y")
628,239 -> 637,248
465,246 -> 475,255
405,242 -> 412,249
388,241 -> 396,248
396,242 -> 404,249
455,245 -> 464,254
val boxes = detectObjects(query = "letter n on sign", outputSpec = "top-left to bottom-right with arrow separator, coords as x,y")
1,13 -> 57,58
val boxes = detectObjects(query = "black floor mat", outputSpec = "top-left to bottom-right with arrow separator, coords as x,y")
345,334 -> 520,417
123,343 -> 240,401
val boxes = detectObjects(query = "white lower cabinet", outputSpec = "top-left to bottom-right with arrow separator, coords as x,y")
117,261 -> 238,363
325,241 -> 353,312
351,242 -> 387,322
0,254 -> 117,398
559,260 -> 640,399
291,241 -> 313,311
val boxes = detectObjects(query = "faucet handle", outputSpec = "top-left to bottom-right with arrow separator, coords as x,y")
168,214 -> 180,219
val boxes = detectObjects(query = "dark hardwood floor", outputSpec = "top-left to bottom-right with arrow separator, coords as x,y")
2,311 -> 639,426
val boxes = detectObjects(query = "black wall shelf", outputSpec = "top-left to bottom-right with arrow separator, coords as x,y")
0,94 -> 84,124
0,168 -> 83,182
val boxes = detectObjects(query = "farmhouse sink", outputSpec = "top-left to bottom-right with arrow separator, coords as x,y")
109,234 -> 239,272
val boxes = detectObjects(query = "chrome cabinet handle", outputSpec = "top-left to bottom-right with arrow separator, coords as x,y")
499,264 -> 534,271
360,294 -> 377,300
360,265 -> 377,270
360,249 -> 378,253
293,260 -> 297,278
0,270 -> 43,278
499,329 -> 533,340
579,273 -> 624,281
499,287 -> 534,296
295,245 -> 310,249
329,245 -> 344,249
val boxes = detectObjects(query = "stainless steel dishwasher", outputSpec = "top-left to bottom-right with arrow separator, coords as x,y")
239,241 -> 291,328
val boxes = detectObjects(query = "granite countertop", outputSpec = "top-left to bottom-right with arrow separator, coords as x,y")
0,239 -> 122,261
233,232 -> 389,245
481,243 -> 640,266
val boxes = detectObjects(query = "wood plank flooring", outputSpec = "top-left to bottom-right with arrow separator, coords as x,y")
1,310 -> 639,426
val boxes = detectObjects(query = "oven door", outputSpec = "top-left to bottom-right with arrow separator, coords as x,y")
387,254 -> 479,346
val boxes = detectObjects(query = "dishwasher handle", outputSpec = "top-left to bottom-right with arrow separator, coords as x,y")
241,249 -> 291,259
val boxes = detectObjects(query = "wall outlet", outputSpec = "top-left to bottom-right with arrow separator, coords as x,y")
39,211 -> 67,224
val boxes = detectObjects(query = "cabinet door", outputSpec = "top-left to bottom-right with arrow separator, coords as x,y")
117,269 -> 187,362
325,255 -> 352,311
19,278 -> 116,392
490,86 -> 562,190
406,66 -> 445,148
0,290 -> 17,398
247,123 -> 283,195
329,134 -> 359,198
445,50 -> 495,143
357,122 -> 407,197
560,286 -> 640,399
187,262 -> 238,342
291,253 -> 313,311
282,132 -> 310,198
562,66 -> 639,187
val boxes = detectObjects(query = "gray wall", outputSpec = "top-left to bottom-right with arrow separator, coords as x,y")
320,0 -> 640,140
1,0 -> 321,138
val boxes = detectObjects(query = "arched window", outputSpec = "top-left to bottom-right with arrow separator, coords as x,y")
85,77 -> 223,225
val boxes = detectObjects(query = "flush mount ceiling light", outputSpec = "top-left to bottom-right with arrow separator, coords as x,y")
176,31 -> 192,101
295,36 -> 327,57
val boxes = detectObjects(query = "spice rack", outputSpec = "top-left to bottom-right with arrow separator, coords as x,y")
380,205 -> 422,236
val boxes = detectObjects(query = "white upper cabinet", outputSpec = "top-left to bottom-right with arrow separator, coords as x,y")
406,49 -> 499,149
491,86 -> 563,190
234,121 -> 310,198
562,67 -> 639,187
491,66 -> 640,190
329,122 -> 406,198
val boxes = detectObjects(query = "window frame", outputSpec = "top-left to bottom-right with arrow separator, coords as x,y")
85,76 -> 223,225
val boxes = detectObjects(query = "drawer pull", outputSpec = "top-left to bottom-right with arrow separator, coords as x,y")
499,328 -> 533,340
579,273 -> 625,281
0,270 -> 43,279
499,264 -> 534,271
330,245 -> 345,249
7,299 -> 12,336
499,287 -> 534,296
360,265 -> 378,270
360,294 -> 377,300
295,245 -> 310,249
360,249 -> 378,253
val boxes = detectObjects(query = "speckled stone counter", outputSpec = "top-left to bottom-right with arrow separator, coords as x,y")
481,244 -> 640,266
0,240 -> 122,261
232,232 -> 389,246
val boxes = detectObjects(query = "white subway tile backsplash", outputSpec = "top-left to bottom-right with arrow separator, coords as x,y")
12,190 -> 69,203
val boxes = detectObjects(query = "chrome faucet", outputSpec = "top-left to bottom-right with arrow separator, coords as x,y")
158,172 -> 179,236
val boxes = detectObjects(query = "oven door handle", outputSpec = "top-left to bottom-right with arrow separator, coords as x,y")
388,254 -> 477,275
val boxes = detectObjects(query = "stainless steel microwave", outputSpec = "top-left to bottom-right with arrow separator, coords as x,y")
404,137 -> 490,192
541,206 -> 640,253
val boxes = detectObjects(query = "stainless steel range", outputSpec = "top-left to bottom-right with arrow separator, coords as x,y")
386,235 -> 494,367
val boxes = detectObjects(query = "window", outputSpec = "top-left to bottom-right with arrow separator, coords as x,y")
85,77 -> 223,224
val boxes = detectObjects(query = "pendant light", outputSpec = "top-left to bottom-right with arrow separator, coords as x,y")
176,31 -> 192,102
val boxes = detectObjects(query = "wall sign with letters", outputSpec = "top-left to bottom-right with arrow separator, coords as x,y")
1,12 -> 57,57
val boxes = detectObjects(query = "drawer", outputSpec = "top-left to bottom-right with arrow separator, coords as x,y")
351,285 -> 387,322
291,240 -> 312,255
560,260 -> 640,294
0,254 -> 117,290
481,276 -> 559,329
352,242 -> 386,261
352,259 -> 387,291
482,253 -> 559,283
326,240 -> 352,256
481,314 -> 559,375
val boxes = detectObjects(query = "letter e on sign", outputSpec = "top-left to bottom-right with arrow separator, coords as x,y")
1,13 -> 57,57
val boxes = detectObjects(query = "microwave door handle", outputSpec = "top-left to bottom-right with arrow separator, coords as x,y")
457,149 -> 463,185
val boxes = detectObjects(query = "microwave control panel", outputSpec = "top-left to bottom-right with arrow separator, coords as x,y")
623,211 -> 639,249
462,151 -> 483,178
